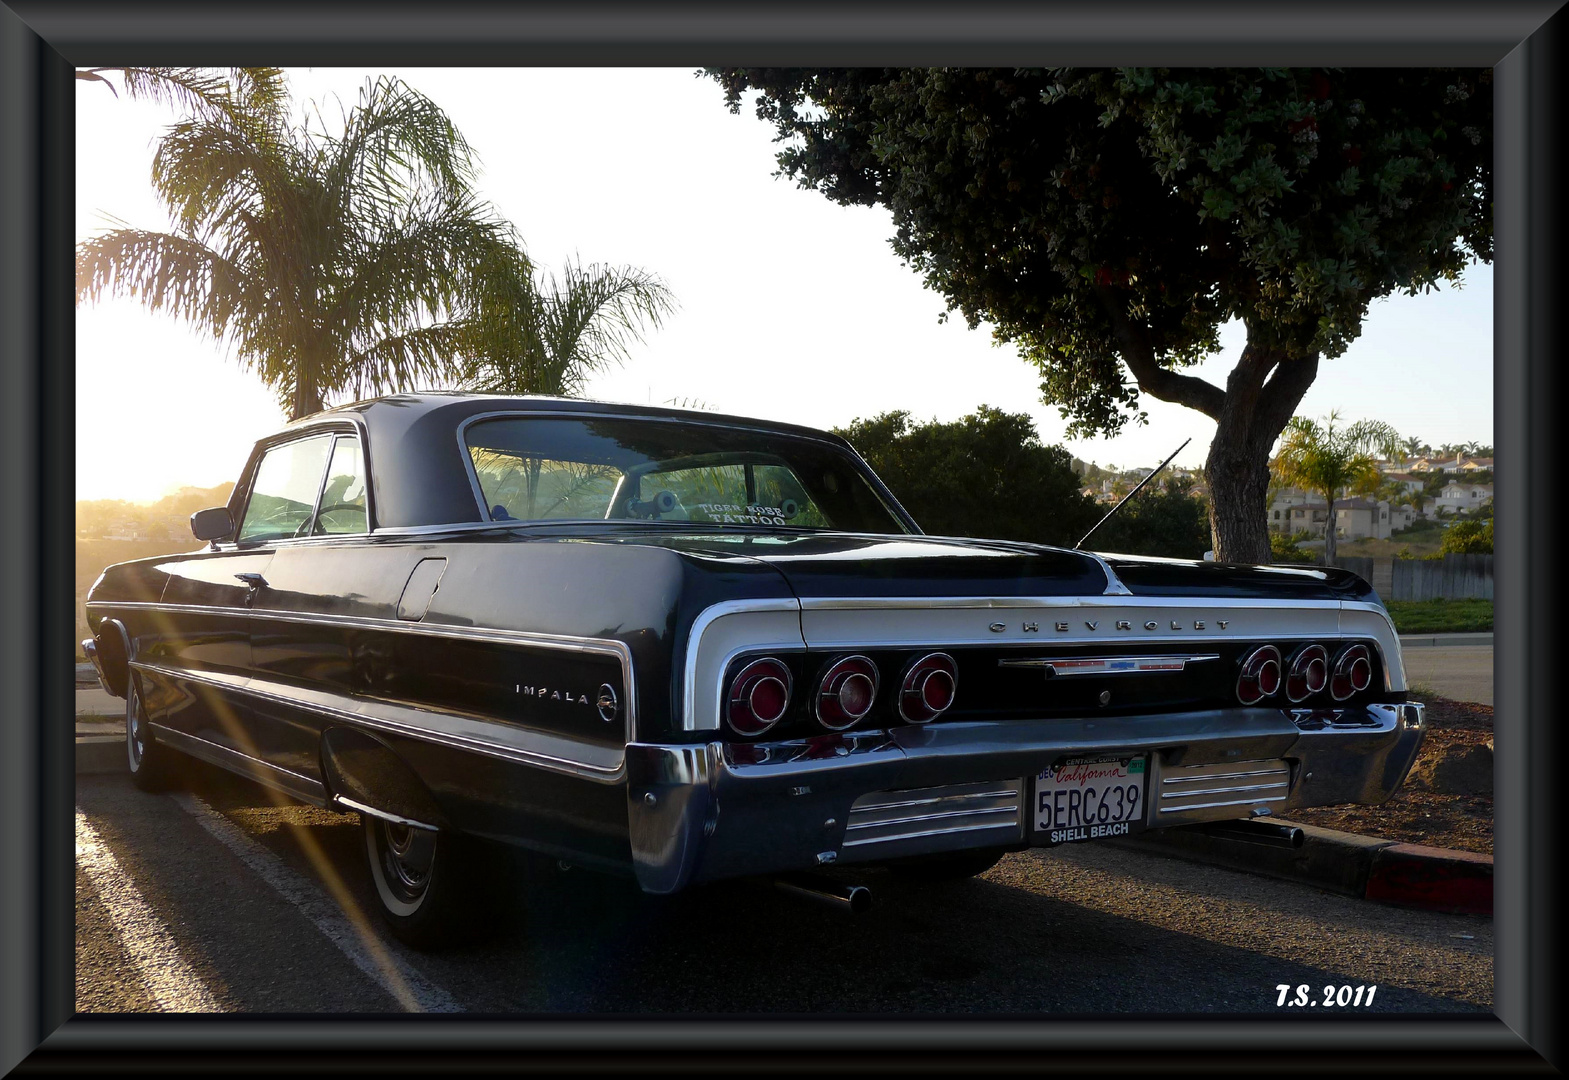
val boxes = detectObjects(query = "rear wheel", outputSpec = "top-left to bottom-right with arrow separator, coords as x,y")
361,814 -> 495,949
888,847 -> 1008,882
125,676 -> 179,792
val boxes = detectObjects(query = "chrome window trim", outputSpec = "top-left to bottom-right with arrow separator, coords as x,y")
135,660 -> 630,784
455,408 -> 919,533
1079,551 -> 1134,596
227,416 -> 378,548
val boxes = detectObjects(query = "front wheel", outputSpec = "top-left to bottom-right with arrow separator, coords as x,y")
361,814 -> 496,949
125,676 -> 180,792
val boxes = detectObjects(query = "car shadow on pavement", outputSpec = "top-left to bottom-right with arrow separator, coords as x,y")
77,760 -> 1491,1016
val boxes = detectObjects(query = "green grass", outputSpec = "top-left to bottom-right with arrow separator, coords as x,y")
1385,597 -> 1493,635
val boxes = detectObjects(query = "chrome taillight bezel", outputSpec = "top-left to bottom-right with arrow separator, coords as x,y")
898,652 -> 958,724
726,657 -> 793,737
814,654 -> 880,731
1330,644 -> 1374,702
1285,643 -> 1330,703
1236,645 -> 1283,705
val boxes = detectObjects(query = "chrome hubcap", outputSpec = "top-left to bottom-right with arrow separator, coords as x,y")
126,686 -> 145,768
377,820 -> 436,902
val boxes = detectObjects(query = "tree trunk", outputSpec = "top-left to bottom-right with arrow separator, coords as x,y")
1091,288 -> 1321,565
1323,492 -> 1338,566
1201,340 -> 1321,565
290,369 -> 324,421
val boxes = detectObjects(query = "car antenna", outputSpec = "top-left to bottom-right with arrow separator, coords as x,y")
1074,437 -> 1192,551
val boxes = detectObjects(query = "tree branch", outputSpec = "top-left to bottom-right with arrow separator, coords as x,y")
1092,284 -> 1226,420
1254,351 -> 1321,442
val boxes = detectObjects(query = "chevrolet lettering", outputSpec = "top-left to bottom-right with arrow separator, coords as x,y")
82,394 -> 1426,948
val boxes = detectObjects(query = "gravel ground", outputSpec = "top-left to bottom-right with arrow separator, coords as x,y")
1286,694 -> 1493,854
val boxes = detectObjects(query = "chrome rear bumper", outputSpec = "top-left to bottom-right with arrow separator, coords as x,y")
624,701 -> 1425,894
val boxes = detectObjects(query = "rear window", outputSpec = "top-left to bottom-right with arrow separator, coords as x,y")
463,416 -> 908,534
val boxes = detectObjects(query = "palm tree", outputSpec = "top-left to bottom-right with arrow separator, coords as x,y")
77,71 -> 514,419
1271,412 -> 1404,566
460,253 -> 676,398
76,67 -> 287,121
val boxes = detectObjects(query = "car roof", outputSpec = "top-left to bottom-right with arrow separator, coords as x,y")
263,393 -> 865,530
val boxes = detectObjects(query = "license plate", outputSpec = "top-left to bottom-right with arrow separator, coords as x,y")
1033,754 -> 1147,844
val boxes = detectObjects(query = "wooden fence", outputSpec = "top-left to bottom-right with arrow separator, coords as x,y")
1329,554 -> 1493,602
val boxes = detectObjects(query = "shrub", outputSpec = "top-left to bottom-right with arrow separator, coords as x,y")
1441,518 -> 1494,555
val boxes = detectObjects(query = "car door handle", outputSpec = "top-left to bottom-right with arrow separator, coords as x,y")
234,572 -> 268,589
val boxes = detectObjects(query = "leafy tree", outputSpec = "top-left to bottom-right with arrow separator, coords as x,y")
460,253 -> 676,397
1271,411 -> 1403,565
1440,518 -> 1493,554
1091,476 -> 1212,559
77,72 -> 517,419
711,67 -> 1491,563
1270,528 -> 1319,564
835,407 -> 1099,548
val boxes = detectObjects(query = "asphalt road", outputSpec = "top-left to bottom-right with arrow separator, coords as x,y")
1401,645 -> 1493,706
75,764 -> 1493,1017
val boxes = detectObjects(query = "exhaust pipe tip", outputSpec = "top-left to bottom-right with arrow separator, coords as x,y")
1185,819 -> 1306,849
774,874 -> 873,914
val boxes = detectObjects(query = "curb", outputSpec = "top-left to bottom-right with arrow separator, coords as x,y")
1398,632 -> 1493,647
1114,818 -> 1491,917
77,735 -> 125,776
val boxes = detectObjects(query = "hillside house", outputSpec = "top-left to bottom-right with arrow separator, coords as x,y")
1284,499 -> 1409,541
1434,481 -> 1493,515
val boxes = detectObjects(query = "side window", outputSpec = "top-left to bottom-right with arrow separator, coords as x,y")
237,436 -> 334,543
313,436 -> 369,535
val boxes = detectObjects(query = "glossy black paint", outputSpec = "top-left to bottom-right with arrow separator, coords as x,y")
83,393 -> 1392,879
1102,553 -> 1381,603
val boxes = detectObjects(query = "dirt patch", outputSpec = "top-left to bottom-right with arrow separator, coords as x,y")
1286,693 -> 1494,855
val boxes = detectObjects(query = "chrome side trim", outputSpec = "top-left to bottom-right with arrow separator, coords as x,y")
86,598 -> 636,744
147,722 -> 327,807
333,794 -> 438,832
997,654 -> 1221,676
797,595 -> 1347,611
841,779 -> 1024,851
1339,601 -> 1406,691
682,597 -> 804,732
1156,758 -> 1292,817
134,661 -> 629,784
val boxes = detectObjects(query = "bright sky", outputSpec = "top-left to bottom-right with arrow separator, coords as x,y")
75,67 -> 1494,504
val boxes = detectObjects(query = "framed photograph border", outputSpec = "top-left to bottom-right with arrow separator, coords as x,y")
1,1 -> 1558,1071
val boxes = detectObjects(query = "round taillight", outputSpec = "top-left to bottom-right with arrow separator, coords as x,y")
1285,644 -> 1330,703
814,655 -> 880,731
1237,645 -> 1283,705
899,652 -> 958,723
727,657 -> 793,736
1331,644 -> 1374,701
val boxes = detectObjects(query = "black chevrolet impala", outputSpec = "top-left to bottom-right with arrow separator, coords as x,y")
84,394 -> 1426,946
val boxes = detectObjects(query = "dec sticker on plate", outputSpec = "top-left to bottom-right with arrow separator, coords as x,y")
1034,755 -> 1148,844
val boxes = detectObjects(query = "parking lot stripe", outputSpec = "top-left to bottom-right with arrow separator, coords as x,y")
168,792 -> 464,1014
75,809 -> 223,1013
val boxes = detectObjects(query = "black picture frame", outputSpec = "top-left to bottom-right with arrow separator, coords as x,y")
3,1 -> 1559,1072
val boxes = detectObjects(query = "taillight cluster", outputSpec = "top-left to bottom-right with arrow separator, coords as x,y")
1237,643 -> 1374,706
724,651 -> 959,738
